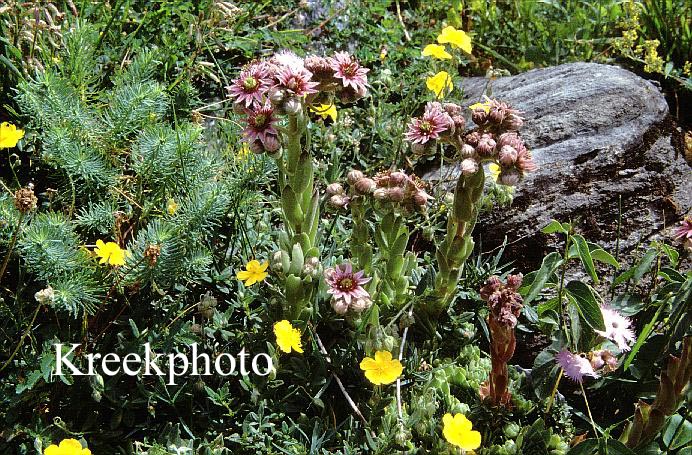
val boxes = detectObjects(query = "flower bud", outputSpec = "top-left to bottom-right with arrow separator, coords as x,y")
351,297 -> 372,313
283,97 -> 302,115
249,140 -> 265,154
413,190 -> 431,207
460,143 -> 475,158
268,87 -> 286,105
488,107 -> 505,124
332,298 -> 349,315
389,171 -> 407,186
472,109 -> 487,125
328,194 -> 350,208
460,158 -> 478,176
302,256 -> 322,278
465,131 -> 481,147
476,134 -> 496,157
262,135 -> 281,152
326,182 -> 344,196
443,102 -> 462,116
452,114 -> 466,131
387,187 -> 405,202
347,169 -> 364,184
498,145 -> 518,166
373,188 -> 388,200
354,177 -> 376,194
34,286 -> 55,305
505,113 -> 523,130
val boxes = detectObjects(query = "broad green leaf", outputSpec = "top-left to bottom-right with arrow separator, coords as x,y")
663,414 -> 692,450
573,234 -> 598,284
542,219 -> 568,234
524,252 -> 563,305
632,247 -> 658,282
565,281 -> 605,331
591,248 -> 619,268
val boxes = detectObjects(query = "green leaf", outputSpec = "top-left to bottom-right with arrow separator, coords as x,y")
573,234 -> 598,284
565,281 -> 605,331
623,303 -> 665,370
591,248 -> 619,268
542,219 -> 569,234
632,247 -> 658,282
663,414 -> 692,450
524,252 -> 563,305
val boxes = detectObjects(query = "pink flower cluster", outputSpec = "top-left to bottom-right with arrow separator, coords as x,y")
480,274 -> 524,328
227,51 -> 369,154
404,98 -> 535,186
324,262 -> 372,315
327,169 -> 432,213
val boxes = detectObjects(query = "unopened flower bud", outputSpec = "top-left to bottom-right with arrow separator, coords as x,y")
249,140 -> 265,154
373,188 -> 388,200
488,108 -> 505,124
472,109 -> 487,125
328,194 -> 350,208
505,113 -> 523,130
326,182 -> 344,196
413,190 -> 431,207
460,143 -> 475,158
355,177 -> 376,194
452,115 -> 466,131
476,135 -> 496,157
498,145 -> 518,166
388,187 -> 405,202
332,298 -> 349,315
262,135 -> 281,152
302,256 -> 322,277
284,97 -> 302,115
460,158 -> 479,176
347,169 -> 364,184
351,297 -> 372,313
443,102 -> 462,116
268,87 -> 286,105
389,171 -> 407,186
499,168 -> 521,186
465,131 -> 480,147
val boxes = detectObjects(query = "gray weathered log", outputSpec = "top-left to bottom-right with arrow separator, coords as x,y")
424,62 -> 691,267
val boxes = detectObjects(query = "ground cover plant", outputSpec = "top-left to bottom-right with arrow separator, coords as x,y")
0,1 -> 690,454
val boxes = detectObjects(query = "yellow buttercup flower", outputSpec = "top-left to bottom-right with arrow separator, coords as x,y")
489,163 -> 501,182
442,413 -> 482,450
273,320 -> 304,354
437,26 -> 472,54
0,122 -> 25,149
44,438 -> 91,455
426,71 -> 453,99
166,198 -> 178,215
236,259 -> 269,286
94,240 -> 130,266
310,103 -> 338,122
422,44 -> 452,60
236,142 -> 251,161
359,350 -> 403,385
469,101 -> 491,114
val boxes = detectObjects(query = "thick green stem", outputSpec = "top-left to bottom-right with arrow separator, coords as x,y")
429,167 -> 485,316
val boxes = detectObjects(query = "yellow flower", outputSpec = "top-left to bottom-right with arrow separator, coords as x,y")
166,198 -> 178,215
310,103 -> 338,122
469,101 -> 491,114
0,122 -> 25,149
426,71 -> 453,99
442,413 -> 482,450
237,142 -> 251,161
489,163 -> 501,182
359,350 -> 403,385
273,320 -> 304,353
44,438 -> 91,455
422,43 -> 452,60
437,26 -> 472,54
236,259 -> 269,286
94,240 -> 130,266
